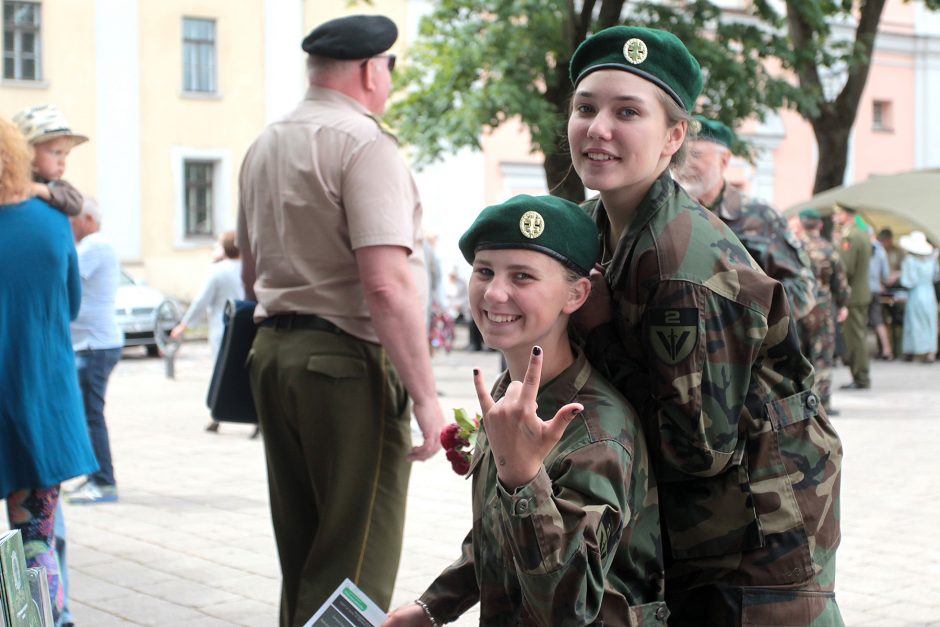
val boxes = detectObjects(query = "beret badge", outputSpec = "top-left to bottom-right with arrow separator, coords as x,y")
623,38 -> 648,64
519,211 -> 545,239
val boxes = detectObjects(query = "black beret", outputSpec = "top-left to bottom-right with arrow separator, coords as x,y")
301,14 -> 397,59
569,26 -> 702,112
459,195 -> 599,276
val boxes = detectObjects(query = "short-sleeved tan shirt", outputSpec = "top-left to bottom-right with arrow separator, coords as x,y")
236,86 -> 426,343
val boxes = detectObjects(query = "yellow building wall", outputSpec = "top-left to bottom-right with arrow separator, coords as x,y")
136,0 -> 267,299
2,0 -> 97,199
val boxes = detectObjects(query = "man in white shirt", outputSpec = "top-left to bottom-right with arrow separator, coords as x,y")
66,197 -> 124,504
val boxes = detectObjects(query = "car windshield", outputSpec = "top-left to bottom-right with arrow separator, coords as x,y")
119,271 -> 136,286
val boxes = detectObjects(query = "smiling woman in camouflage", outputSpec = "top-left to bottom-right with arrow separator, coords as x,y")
385,195 -> 668,626
568,26 -> 845,625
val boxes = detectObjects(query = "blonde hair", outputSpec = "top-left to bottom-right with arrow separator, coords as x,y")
655,89 -> 691,167
0,116 -> 33,204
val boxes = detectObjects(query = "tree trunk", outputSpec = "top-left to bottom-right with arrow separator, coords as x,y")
812,119 -> 852,195
785,0 -> 887,196
543,151 -> 585,202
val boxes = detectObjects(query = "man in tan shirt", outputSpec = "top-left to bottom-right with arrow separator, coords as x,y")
236,14 -> 445,626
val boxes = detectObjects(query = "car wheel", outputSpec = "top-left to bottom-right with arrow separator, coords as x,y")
146,344 -> 160,358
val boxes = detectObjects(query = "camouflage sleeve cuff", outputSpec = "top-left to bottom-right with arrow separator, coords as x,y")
495,465 -> 552,519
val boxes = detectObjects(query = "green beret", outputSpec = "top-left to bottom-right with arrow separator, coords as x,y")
694,116 -> 734,149
569,26 -> 703,111
799,208 -> 822,221
459,195 -> 599,276
301,15 -> 397,59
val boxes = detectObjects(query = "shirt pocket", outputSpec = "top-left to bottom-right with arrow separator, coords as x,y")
740,587 -> 839,626
659,441 -> 764,560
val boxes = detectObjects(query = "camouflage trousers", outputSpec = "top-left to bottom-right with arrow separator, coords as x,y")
798,303 -> 837,410
665,549 -> 844,626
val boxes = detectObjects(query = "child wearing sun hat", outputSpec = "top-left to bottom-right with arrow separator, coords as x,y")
12,104 -> 88,216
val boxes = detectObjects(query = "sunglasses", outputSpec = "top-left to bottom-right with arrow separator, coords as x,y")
360,54 -> 396,73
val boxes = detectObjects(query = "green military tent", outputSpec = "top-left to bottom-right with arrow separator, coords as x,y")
784,169 -> 940,243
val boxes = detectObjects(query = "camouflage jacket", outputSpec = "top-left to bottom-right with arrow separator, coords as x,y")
583,174 -> 843,592
803,232 -> 849,309
711,185 -> 817,321
420,351 -> 668,626
839,222 -> 873,306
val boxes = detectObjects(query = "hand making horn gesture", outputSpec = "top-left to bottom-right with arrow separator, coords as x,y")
473,346 -> 584,490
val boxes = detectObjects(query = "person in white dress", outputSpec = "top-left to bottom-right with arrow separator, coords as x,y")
898,230 -> 940,362
171,230 -> 246,432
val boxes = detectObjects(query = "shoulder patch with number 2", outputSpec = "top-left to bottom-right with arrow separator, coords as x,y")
649,308 -> 699,365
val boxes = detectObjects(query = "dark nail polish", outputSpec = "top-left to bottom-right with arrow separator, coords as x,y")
473,368 -> 480,376
532,346 -> 542,356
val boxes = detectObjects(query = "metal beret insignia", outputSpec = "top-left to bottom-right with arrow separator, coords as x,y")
623,38 -> 648,65
519,211 -> 545,239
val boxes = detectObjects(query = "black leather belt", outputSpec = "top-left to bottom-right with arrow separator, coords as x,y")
260,313 -> 344,334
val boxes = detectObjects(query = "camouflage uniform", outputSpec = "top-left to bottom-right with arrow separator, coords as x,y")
419,350 -> 668,626
799,233 -> 850,411
710,185 -> 817,322
838,221 -> 873,387
583,174 -> 844,626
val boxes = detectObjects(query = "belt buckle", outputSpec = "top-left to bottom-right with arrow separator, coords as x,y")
275,313 -> 294,330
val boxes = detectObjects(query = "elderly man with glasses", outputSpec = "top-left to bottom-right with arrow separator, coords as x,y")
236,14 -> 445,627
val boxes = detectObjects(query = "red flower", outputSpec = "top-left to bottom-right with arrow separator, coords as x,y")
440,422 -> 462,450
441,407 -> 481,476
446,448 -> 471,475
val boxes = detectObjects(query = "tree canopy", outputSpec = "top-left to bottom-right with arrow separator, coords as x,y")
388,0 -> 938,200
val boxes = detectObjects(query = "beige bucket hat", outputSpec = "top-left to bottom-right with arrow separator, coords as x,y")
11,104 -> 88,147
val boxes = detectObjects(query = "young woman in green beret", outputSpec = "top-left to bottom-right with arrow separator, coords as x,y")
568,26 -> 844,626
384,194 -> 667,626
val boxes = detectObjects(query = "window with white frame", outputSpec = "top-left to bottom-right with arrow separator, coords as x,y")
184,160 -> 215,237
173,148 -> 231,246
182,17 -> 216,93
3,0 -> 41,81
872,100 -> 893,132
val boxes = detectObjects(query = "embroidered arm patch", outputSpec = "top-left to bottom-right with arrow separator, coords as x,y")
648,308 -> 699,365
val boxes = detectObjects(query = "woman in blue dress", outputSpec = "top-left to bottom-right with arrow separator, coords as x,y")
899,230 -> 940,362
0,116 -> 98,622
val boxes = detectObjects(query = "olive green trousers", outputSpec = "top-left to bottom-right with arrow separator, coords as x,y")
248,325 -> 412,627
841,304 -> 871,387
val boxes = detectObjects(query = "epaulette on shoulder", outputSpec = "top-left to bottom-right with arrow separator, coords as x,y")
366,114 -> 399,143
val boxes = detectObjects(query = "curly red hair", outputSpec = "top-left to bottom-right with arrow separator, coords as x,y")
0,116 -> 33,205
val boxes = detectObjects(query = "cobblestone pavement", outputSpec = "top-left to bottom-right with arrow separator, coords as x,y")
4,336 -> 939,625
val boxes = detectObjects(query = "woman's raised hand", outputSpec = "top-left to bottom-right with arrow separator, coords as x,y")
474,346 -> 583,489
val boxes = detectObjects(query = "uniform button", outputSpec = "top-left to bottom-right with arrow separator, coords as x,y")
806,394 -> 819,409
655,605 -> 668,621
516,499 -> 529,514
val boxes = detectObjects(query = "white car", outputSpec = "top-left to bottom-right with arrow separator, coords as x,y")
115,270 -> 180,356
